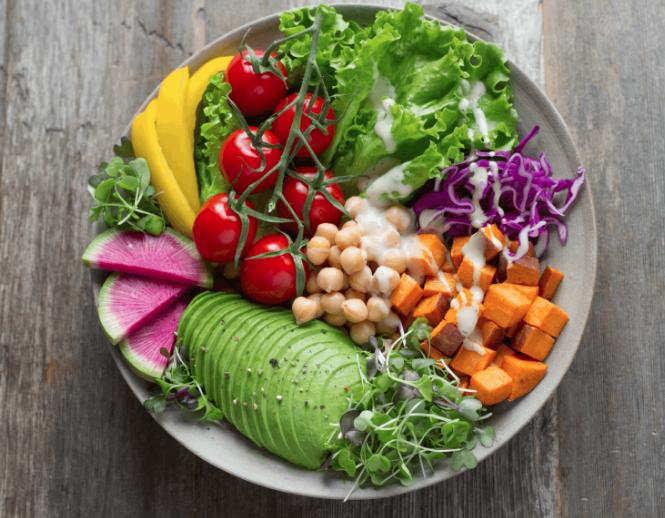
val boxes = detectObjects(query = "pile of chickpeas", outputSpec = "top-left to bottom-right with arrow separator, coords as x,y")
292,196 -> 414,345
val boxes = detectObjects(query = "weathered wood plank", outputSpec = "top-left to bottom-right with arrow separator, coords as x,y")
543,0 -> 665,516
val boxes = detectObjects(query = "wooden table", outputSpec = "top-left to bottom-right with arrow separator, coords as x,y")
1,0 -> 661,516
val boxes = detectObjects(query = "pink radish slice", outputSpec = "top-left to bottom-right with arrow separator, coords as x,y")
83,228 -> 213,288
98,272 -> 191,345
119,298 -> 189,381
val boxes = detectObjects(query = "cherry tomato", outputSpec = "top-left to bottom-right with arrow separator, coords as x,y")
225,50 -> 288,117
271,93 -> 336,158
219,127 -> 282,194
277,167 -> 345,235
240,234 -> 309,305
192,192 -> 257,263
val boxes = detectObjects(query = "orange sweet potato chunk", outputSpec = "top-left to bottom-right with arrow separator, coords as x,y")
430,319 -> 464,357
444,289 -> 485,327
411,235 -> 446,276
477,316 -> 507,349
422,272 -> 456,298
390,274 -> 424,316
450,344 -> 497,377
539,266 -> 564,300
470,366 -> 514,405
494,343 -> 518,367
523,297 -> 569,337
507,240 -> 537,257
451,236 -> 470,269
483,284 -> 532,328
504,283 -> 539,303
501,354 -> 548,401
511,323 -> 555,361
413,293 -> 451,327
456,257 -> 496,292
479,224 -> 507,261
441,255 -> 456,274
505,256 -> 540,286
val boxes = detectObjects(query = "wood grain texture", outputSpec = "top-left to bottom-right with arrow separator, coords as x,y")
0,0 -> 658,516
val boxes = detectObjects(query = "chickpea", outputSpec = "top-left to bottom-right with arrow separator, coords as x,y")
306,236 -> 330,266
324,312 -> 347,327
317,267 -> 344,293
328,245 -> 343,269
360,236 -> 378,262
315,222 -> 338,244
340,246 -> 367,275
377,311 -> 401,335
350,321 -> 376,345
385,205 -> 411,231
341,272 -> 350,291
382,248 -> 407,273
307,293 -> 325,318
223,261 -> 242,280
345,196 -> 366,218
341,299 -> 369,323
367,296 -> 391,322
292,297 -> 318,326
381,227 -> 401,248
349,265 -> 372,293
372,266 -> 401,294
306,271 -> 323,294
344,288 -> 367,302
321,291 -> 346,315
335,226 -> 361,250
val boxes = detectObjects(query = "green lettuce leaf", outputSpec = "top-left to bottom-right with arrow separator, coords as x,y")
193,72 -> 239,204
315,2 -> 518,200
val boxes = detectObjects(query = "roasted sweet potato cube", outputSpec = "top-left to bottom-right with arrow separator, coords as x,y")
501,354 -> 548,401
456,257 -> 496,292
483,284 -> 532,328
470,365 -> 514,405
479,224 -> 507,261
539,266 -> 564,300
451,236 -> 470,269
430,319 -> 464,357
444,289 -> 484,329
450,343 -> 497,377
507,239 -> 537,257
441,255 -> 456,273
506,321 -> 521,339
412,292 -> 451,327
477,316 -> 507,349
410,235 -> 446,276
389,274 -> 423,315
511,323 -> 555,361
499,254 -> 540,286
494,343 -> 518,368
504,283 -> 539,303
523,296 -> 569,337
422,272 -> 456,298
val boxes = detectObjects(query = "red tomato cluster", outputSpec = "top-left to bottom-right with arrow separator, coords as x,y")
192,49 -> 345,305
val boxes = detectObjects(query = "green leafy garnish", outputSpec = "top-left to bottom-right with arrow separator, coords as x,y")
325,325 -> 495,497
144,342 -> 223,421
88,157 -> 166,236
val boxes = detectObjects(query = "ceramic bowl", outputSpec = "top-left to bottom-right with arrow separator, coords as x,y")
90,4 -> 597,500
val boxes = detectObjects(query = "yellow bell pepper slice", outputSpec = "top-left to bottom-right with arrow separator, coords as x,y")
184,56 -> 234,134
132,99 -> 197,238
155,67 -> 201,214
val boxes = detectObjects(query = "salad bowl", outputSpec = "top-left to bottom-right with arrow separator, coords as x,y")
90,4 -> 597,499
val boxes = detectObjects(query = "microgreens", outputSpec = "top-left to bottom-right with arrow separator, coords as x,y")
88,157 -> 166,236
144,341 -> 223,421
322,320 -> 495,498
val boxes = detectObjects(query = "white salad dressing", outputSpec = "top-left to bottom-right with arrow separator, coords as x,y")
365,161 -> 413,208
459,80 -> 490,146
419,209 -> 450,236
358,157 -> 401,192
461,232 -> 487,286
468,163 -> 489,228
368,63 -> 398,153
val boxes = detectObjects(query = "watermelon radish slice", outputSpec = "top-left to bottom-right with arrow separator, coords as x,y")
83,228 -> 213,288
98,272 -> 191,345
119,298 -> 188,380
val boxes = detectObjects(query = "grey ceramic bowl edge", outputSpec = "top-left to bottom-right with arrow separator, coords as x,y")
90,4 -> 598,500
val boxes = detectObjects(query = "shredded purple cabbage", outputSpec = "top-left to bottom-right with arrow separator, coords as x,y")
414,126 -> 586,260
